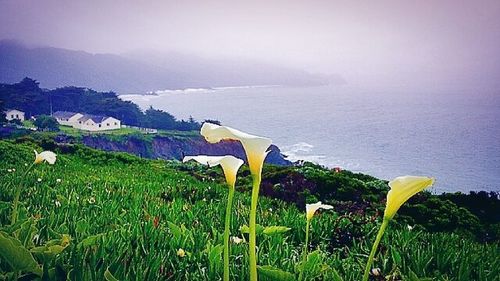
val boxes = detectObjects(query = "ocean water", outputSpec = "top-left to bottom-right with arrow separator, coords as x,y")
122,85 -> 500,194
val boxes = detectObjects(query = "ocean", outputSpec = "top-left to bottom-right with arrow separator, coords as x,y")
121,85 -> 500,194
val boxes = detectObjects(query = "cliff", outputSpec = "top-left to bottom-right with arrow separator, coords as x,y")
66,134 -> 291,166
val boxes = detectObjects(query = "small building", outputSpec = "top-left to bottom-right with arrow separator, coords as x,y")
76,114 -> 121,131
53,111 -> 83,127
4,109 -> 25,122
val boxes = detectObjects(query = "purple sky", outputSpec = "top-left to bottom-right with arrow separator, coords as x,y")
1,0 -> 499,92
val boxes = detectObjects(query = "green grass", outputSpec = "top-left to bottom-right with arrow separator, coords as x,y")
57,124 -> 199,139
0,140 -> 498,280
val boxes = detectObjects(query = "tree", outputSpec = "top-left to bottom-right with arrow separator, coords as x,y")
33,115 -> 59,131
143,107 -> 177,130
0,100 -> 6,124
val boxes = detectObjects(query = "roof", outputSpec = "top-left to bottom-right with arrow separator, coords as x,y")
53,111 -> 79,119
4,109 -> 24,113
78,114 -> 109,123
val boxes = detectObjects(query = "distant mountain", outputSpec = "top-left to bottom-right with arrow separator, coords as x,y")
0,41 -> 342,93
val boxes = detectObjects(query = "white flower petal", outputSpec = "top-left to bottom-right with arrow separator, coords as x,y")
183,155 -> 244,186
200,123 -> 272,175
305,201 -> 333,220
34,150 -> 57,165
384,176 -> 434,220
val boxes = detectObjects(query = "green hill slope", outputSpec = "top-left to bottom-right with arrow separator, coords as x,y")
0,140 -> 498,280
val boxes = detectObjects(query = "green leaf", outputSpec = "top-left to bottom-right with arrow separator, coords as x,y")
207,244 -> 224,275
0,231 -> 42,276
167,221 -> 183,240
104,268 -> 120,281
13,218 -> 38,248
77,232 -> 105,248
240,224 -> 265,235
391,248 -> 402,265
328,268 -> 344,281
299,250 -> 324,280
257,265 -> 295,281
263,226 -> 291,235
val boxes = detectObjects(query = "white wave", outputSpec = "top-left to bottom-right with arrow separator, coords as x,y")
213,85 -> 282,90
153,88 -> 215,95
281,142 -> 326,163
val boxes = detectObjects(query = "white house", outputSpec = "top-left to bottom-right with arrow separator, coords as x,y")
53,111 -> 83,126
75,114 -> 121,131
4,109 -> 25,122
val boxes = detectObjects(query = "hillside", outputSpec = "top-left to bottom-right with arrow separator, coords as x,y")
0,139 -> 498,280
0,41 -> 335,93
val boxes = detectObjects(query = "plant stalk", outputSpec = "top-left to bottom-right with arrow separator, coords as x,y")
249,173 -> 261,281
223,185 -> 236,281
298,218 -> 311,281
362,218 -> 389,281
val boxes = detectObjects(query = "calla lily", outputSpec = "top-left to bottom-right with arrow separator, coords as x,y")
10,150 -> 58,225
184,155 -> 244,281
305,201 -> 333,221
299,201 -> 333,281
200,123 -> 272,175
34,150 -> 57,165
200,123 -> 272,281
362,175 -> 435,281
384,176 -> 435,220
183,155 -> 244,187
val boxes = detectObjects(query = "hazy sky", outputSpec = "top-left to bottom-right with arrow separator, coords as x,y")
1,0 -> 500,92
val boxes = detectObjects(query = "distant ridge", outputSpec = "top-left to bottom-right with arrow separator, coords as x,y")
0,40 -> 341,93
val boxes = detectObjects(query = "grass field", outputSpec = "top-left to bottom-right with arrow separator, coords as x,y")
0,140 -> 498,280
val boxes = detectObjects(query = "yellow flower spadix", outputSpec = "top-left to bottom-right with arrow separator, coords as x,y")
384,176 -> 435,220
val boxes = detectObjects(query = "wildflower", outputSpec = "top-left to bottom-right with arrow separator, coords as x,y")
201,123 -> 271,175
407,225 -> 414,231
231,236 -> 243,244
33,150 -> 57,165
183,154 -> 244,281
200,123 -> 271,281
56,179 -> 62,183
55,200 -> 61,208
183,155 -> 244,187
384,176 -> 435,220
88,197 -> 96,204
7,169 -> 12,173
305,201 -> 333,221
37,178 -> 42,182
177,248 -> 186,258
363,175 -> 434,281
371,268 -> 381,276
299,201 -> 333,281
12,168 -> 15,172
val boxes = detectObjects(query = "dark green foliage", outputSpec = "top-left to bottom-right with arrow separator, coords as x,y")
0,78 -> 201,130
33,115 -> 59,132
0,99 -> 6,124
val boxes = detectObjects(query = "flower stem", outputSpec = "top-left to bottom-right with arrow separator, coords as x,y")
11,162 -> 35,225
362,218 -> 389,281
249,173 -> 261,281
223,185 -> 235,281
298,218 -> 311,281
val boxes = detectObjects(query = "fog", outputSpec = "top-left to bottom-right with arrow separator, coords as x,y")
1,0 -> 499,93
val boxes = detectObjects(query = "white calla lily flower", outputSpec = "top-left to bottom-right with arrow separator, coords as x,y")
200,123 -> 272,175
306,201 -> 333,221
183,155 -> 244,187
384,176 -> 435,220
34,150 -> 57,165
